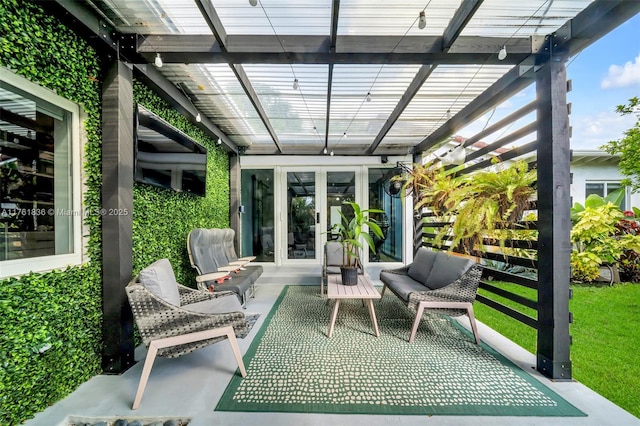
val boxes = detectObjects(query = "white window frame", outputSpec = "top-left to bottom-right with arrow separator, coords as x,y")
1,68 -> 83,278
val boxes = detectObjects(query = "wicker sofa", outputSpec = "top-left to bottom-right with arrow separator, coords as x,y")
380,247 -> 482,344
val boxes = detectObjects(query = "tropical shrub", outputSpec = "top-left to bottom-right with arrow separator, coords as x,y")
570,195 -> 640,283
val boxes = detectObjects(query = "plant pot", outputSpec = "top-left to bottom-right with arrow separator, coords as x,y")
340,267 -> 359,286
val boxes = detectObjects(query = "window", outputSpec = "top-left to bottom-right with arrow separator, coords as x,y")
1,68 -> 82,277
585,181 -> 627,210
240,169 -> 274,261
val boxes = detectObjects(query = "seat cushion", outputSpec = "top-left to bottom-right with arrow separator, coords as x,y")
138,258 -> 181,306
407,248 -> 438,284
425,254 -> 475,290
183,294 -> 243,314
380,271 -> 428,302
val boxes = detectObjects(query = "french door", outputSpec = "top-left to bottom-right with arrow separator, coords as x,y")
281,168 -> 358,265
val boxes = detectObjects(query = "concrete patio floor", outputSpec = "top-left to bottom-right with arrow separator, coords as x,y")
26,266 -> 640,426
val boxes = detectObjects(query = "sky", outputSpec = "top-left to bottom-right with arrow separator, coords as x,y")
456,12 -> 640,152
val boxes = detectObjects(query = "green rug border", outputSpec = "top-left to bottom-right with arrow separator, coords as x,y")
216,286 -> 586,417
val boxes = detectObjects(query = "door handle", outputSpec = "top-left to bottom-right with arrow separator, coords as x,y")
316,212 -> 320,224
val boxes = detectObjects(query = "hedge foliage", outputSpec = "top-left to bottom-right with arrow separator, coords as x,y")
0,1 -> 231,424
0,0 -> 103,424
132,82 -> 230,284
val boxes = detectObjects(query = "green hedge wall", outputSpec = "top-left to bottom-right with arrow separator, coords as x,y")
0,1 -> 103,424
0,1 -> 231,424
132,82 -> 230,283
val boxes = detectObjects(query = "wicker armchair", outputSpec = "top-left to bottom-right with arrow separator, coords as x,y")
406,265 -> 482,344
380,248 -> 482,344
126,263 -> 259,409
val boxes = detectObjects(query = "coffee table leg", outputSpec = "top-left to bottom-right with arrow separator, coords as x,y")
365,299 -> 380,337
328,299 -> 340,338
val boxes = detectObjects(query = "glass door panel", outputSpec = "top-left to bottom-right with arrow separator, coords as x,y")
326,171 -> 355,240
368,168 -> 403,262
287,171 -> 316,260
240,169 -> 274,261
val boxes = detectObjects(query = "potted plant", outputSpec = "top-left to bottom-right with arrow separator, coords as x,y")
332,201 -> 384,285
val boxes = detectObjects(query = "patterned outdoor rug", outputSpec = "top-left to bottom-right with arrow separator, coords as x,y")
216,286 -> 585,416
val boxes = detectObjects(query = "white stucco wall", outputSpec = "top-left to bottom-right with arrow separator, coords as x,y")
571,162 -> 640,210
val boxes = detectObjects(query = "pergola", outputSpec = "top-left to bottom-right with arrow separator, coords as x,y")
40,0 -> 639,379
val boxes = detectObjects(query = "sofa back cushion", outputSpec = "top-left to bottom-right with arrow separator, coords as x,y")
138,258 -> 181,306
425,254 -> 474,290
325,241 -> 344,267
407,248 -> 438,284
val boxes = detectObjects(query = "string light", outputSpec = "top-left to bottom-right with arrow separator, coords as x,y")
498,45 -> 507,61
196,113 -> 202,122
154,53 -> 163,68
293,78 -> 299,90
343,132 -> 347,138
249,0 -> 258,6
418,11 -> 426,30
323,147 -> 328,154
366,92 -> 372,102
330,150 -> 334,156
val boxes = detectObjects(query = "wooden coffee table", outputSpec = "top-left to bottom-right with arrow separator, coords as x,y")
326,274 -> 381,338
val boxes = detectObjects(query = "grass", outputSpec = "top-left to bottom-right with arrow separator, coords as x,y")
474,281 -> 640,419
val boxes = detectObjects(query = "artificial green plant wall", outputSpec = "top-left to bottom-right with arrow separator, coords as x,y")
0,1 -> 102,424
132,82 -> 230,284
0,1 -> 231,424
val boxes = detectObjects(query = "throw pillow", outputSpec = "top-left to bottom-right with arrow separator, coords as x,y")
138,258 -> 181,306
407,248 -> 438,284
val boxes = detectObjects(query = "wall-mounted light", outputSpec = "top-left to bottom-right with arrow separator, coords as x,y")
498,45 -> 507,61
154,53 -> 163,68
418,11 -> 426,30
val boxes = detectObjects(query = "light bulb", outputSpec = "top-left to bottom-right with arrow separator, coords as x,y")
330,150 -> 334,156
498,45 -> 507,61
217,139 -> 222,145
249,0 -> 258,6
293,78 -> 299,90
366,92 -> 371,102
343,132 -> 347,138
323,147 -> 328,154
446,109 -> 451,119
418,11 -> 426,30
154,53 -> 163,68
196,113 -> 202,122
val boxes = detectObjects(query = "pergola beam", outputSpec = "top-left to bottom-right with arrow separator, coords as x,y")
133,64 -> 237,153
442,0 -> 484,51
414,65 -> 536,154
136,34 -> 531,65
324,0 -> 341,154
194,0 -> 283,154
368,0 -> 485,155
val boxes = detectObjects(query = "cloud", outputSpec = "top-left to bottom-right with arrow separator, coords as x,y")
601,54 -> 640,89
570,110 -> 636,149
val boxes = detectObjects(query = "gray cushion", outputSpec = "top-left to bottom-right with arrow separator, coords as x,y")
138,258 -> 181,306
380,271 -> 428,302
183,294 -> 242,314
407,248 -> 438,284
325,242 -> 343,266
425,254 -> 474,290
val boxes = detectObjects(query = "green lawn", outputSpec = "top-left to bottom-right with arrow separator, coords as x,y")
474,282 -> 640,419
